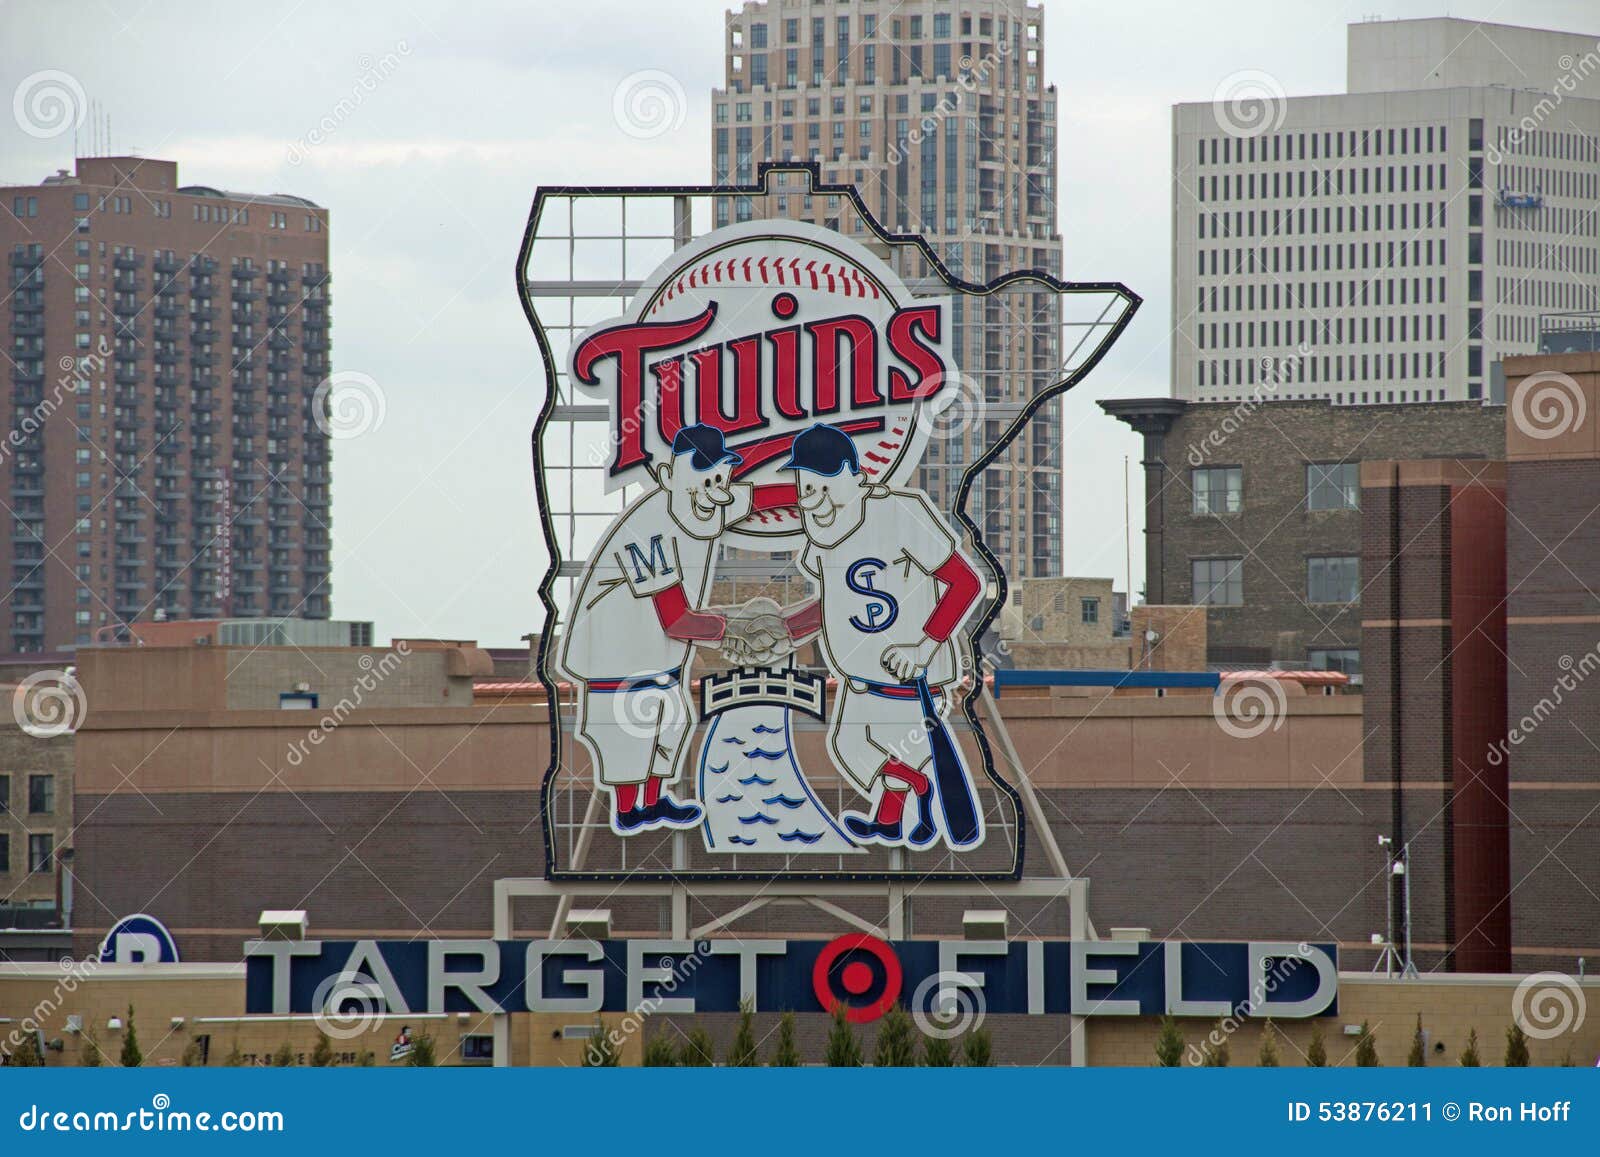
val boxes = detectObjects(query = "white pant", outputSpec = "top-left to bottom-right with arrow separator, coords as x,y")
574,674 -> 694,788
826,681 -> 947,796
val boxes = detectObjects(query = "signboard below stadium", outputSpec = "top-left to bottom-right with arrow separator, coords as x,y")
245,936 -> 1337,1021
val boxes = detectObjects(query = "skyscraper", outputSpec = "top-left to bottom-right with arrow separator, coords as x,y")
3,156 -> 333,652
1172,17 -> 1600,406
713,0 -> 1065,578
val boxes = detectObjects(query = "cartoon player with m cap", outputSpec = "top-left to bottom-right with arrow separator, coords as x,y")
559,423 -> 799,835
771,422 -> 986,850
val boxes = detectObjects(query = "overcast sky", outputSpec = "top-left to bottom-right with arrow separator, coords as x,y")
4,0 -> 1595,645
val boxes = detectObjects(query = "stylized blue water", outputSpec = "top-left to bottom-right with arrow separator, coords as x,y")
697,702 -> 855,854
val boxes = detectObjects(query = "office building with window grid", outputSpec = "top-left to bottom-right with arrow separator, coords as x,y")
712,0 -> 1066,578
1172,17 -> 1600,406
3,156 -> 332,652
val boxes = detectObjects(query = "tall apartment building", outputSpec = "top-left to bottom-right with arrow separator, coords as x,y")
3,156 -> 333,652
713,0 -> 1066,578
1172,17 -> 1600,405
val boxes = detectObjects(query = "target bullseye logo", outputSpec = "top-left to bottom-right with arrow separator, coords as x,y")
812,933 -> 903,1023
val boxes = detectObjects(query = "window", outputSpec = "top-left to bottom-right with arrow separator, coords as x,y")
29,833 -> 53,874
1306,463 -> 1359,510
28,775 -> 54,814
1308,648 -> 1361,677
1081,597 -> 1100,624
1307,556 -> 1359,604
1192,558 -> 1243,606
0,832 -> 7,873
0,773 -> 8,811
1191,467 -> 1241,514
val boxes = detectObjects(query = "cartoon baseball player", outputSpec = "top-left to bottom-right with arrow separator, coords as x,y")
559,423 -> 797,834
772,423 -> 985,849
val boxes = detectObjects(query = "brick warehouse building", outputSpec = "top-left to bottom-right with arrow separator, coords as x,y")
2,156 -> 333,652
1102,395 -> 1503,671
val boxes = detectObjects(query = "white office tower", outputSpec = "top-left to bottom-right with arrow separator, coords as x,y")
1172,17 -> 1600,404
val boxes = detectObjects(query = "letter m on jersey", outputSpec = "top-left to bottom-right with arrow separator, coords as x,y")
624,534 -> 673,584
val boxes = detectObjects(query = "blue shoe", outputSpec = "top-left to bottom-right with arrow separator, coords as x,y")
843,813 -> 903,845
614,805 -> 654,834
645,794 -> 703,830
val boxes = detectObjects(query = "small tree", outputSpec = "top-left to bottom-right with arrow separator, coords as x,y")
922,1034 -> 955,1067
1154,1014 -> 1185,1066
1307,1022 -> 1328,1067
119,1005 -> 143,1068
1407,1014 -> 1426,1067
1257,1021 -> 1280,1067
823,1004 -> 862,1067
1200,1022 -> 1230,1067
643,1034 -> 678,1067
222,1041 -> 243,1067
726,1001 -> 759,1067
354,1049 -> 376,1067
8,1032 -> 44,1067
270,1041 -> 296,1067
310,1031 -> 336,1068
770,1011 -> 801,1067
872,1005 -> 916,1067
679,1026 -> 716,1067
180,1039 -> 204,1067
1354,1021 -> 1379,1067
1459,1028 -> 1481,1067
583,1019 -> 620,1067
961,1027 -> 993,1067
406,1032 -> 437,1067
79,1035 -> 104,1067
1504,1022 -> 1530,1067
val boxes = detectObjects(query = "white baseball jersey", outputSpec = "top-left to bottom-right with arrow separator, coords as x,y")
561,488 -> 721,681
799,490 -> 969,686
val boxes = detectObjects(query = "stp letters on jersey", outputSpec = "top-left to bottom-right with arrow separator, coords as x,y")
522,171 -> 1137,881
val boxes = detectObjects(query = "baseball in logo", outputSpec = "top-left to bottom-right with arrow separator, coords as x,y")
556,219 -> 988,854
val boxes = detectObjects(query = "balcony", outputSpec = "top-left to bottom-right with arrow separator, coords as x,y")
13,296 -> 43,314
9,251 -> 44,268
190,306 -> 216,324
231,307 -> 255,325
267,354 -> 295,374
154,300 -> 182,320
11,316 -> 43,337
191,256 -> 218,276
154,253 -> 182,275
302,336 -> 330,353
267,287 -> 297,308
112,275 -> 143,294
190,350 -> 215,368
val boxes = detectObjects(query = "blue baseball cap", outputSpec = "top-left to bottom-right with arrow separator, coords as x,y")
781,423 -> 860,477
671,423 -> 743,471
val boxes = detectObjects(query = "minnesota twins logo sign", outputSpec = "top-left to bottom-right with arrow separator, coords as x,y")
521,166 -> 1137,881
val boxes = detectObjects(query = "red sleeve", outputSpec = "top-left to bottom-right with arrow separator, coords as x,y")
922,554 -> 981,643
751,482 -> 799,512
652,584 -> 725,643
784,599 -> 822,641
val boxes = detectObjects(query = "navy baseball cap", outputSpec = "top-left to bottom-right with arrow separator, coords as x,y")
782,423 -> 860,477
671,424 -> 743,471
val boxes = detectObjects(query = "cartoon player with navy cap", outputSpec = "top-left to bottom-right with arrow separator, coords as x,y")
559,423 -> 797,834
773,422 -> 986,849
